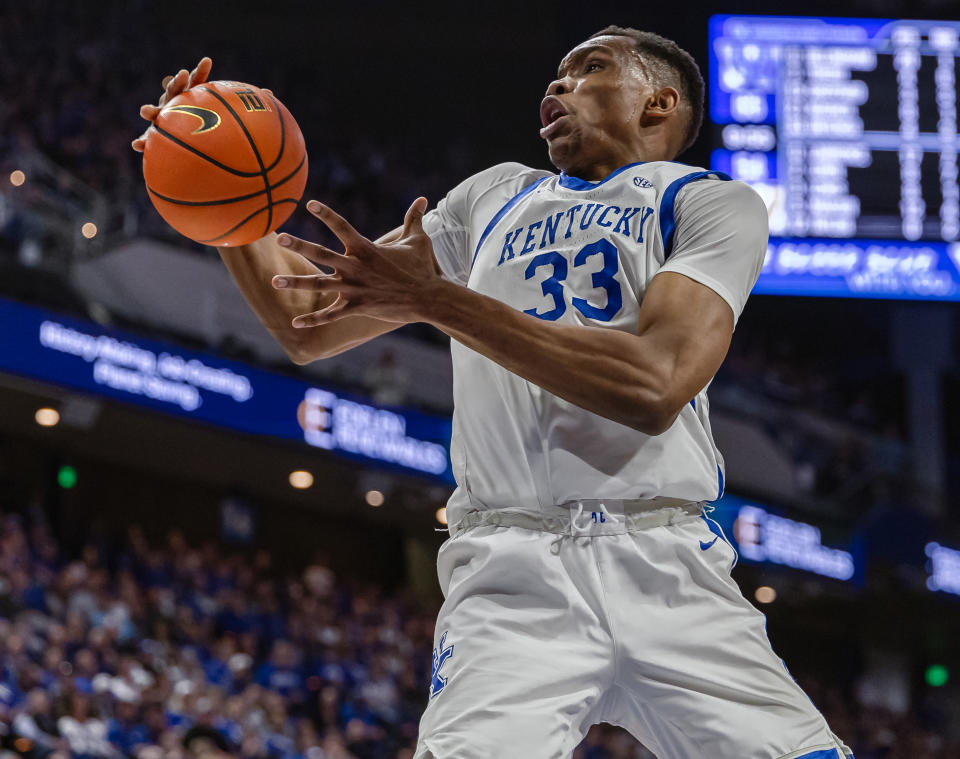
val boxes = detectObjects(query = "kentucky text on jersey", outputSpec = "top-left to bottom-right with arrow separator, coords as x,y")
498,203 -> 654,266
421,161 -> 767,521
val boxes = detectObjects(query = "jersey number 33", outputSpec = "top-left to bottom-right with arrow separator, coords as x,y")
523,239 -> 623,322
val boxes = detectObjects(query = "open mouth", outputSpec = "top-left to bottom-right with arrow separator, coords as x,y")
539,97 -> 570,138
540,97 -> 569,128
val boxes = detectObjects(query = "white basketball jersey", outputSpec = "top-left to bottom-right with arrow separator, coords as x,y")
423,161 -> 768,525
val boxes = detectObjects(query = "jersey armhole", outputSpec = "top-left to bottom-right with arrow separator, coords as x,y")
658,170 -> 732,260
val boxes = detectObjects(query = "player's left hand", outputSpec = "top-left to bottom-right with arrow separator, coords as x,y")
272,197 -> 441,327
132,57 -> 214,152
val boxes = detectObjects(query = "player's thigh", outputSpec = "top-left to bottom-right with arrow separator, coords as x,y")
416,525 -> 612,759
604,683 -> 850,759
603,521 -> 852,759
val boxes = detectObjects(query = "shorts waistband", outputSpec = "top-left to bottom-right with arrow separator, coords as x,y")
450,497 -> 706,540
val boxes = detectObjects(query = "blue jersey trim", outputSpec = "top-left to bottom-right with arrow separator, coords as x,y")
791,750 -> 847,759
471,176 -> 551,269
690,398 -> 696,411
700,513 -> 727,545
717,463 -> 725,500
659,170 -> 732,260
558,161 -> 647,191
700,510 -> 737,570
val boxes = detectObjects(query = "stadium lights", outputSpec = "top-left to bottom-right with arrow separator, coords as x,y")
34,407 -> 60,427
754,586 -> 777,604
925,665 -> 949,687
9,170 -> 25,186
57,465 -> 77,490
365,490 -> 385,507
81,222 -> 98,239
288,470 -> 313,489
925,542 -> 960,596
435,507 -> 448,526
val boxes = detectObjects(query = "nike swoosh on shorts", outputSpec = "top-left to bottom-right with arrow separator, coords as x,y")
700,537 -> 719,550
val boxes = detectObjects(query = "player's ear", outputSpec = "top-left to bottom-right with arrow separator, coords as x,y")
640,86 -> 681,126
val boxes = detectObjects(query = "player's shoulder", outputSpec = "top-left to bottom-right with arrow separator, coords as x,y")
640,160 -> 763,209
475,161 -> 554,184
677,175 -> 767,215
637,160 -> 723,190
453,162 -> 554,202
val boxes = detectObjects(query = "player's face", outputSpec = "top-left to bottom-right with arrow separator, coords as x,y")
541,36 -> 657,178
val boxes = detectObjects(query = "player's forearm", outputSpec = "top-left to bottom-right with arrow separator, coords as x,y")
218,234 -> 333,363
420,280 -> 673,435
220,229 -> 405,364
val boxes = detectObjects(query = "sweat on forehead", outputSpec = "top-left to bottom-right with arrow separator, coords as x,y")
558,36 -> 649,78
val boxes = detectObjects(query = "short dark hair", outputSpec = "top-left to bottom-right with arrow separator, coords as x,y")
590,25 -> 705,156
182,725 -> 230,754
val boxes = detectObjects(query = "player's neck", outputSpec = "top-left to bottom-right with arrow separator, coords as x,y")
564,140 -> 675,181
565,154 -> 662,181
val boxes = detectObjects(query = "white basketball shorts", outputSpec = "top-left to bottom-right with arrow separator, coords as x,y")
414,502 -> 855,759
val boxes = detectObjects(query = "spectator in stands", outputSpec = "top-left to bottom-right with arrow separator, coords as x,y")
0,490 -> 955,757
55,690 -> 114,759
12,689 -> 66,758
363,351 -> 409,408
106,697 -> 147,758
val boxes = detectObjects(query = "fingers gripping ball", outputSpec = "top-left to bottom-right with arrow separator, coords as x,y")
142,81 -> 308,246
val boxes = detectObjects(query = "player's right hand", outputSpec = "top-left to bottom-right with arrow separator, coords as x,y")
131,57 -> 213,152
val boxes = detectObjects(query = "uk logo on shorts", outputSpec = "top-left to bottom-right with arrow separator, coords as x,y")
430,631 -> 454,698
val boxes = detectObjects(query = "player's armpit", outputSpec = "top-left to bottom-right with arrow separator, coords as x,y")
636,270 -> 734,429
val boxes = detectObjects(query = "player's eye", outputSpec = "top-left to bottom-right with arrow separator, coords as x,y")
585,60 -> 603,73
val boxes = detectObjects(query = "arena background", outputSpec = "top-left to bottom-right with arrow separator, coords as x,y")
1,0 -> 960,757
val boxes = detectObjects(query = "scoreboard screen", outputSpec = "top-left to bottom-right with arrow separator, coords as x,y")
709,15 -> 960,301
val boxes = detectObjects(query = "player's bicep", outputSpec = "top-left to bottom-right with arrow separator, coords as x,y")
636,271 -> 734,420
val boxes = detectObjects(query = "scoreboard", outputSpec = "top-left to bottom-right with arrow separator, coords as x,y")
709,15 -> 960,301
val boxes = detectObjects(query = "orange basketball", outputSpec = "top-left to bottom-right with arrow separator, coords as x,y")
142,80 -> 308,247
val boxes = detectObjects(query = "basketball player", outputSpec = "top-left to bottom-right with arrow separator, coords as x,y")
135,28 -> 855,759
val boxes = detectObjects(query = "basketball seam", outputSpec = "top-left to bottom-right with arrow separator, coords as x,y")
196,198 -> 299,244
200,85 -> 274,238
264,94 -> 286,173
150,124 -> 263,178
145,155 -> 306,207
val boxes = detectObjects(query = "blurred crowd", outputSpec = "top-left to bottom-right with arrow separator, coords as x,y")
0,506 -> 955,759
714,330 -> 910,507
718,330 -> 898,437
0,0 -> 463,262
0,507 -> 435,759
